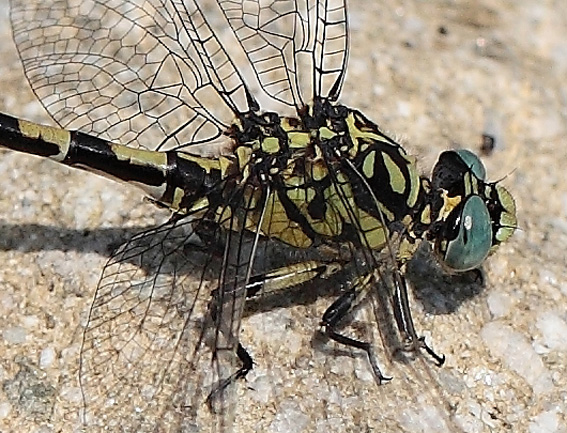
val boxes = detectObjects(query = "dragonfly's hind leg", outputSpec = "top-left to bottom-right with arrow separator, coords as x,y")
320,274 -> 393,384
206,342 -> 254,410
206,260 -> 344,404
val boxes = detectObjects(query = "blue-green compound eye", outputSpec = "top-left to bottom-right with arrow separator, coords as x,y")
441,195 -> 493,271
454,149 -> 486,180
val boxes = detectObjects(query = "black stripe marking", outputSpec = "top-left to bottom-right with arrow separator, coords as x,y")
63,132 -> 166,186
0,113 -> 63,158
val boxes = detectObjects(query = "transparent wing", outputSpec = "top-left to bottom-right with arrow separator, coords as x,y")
10,0 -> 250,151
10,0 -> 348,152
78,211 -> 255,432
79,169 -> 283,432
216,0 -> 348,106
79,217 -> 203,432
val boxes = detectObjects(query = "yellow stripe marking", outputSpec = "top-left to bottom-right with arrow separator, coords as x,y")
262,137 -> 280,154
177,152 -> 221,173
236,145 -> 253,179
112,144 -> 168,171
171,187 -> 186,211
383,152 -> 405,194
319,127 -> 336,140
219,156 -> 232,178
18,120 -> 71,162
495,185 -> 517,243
346,113 -> 391,143
312,160 -> 327,182
402,153 -> 420,208
420,204 -> 432,225
362,151 -> 375,178
288,132 -> 310,148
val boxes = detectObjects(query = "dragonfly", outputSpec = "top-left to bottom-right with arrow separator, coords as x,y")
0,0 -> 517,431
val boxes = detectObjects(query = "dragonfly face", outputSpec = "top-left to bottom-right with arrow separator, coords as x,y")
429,150 -> 517,271
0,0 -> 517,432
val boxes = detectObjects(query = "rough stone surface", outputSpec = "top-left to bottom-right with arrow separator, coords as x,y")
0,1 -> 566,432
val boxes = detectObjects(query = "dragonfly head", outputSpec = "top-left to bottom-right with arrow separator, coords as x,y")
428,150 -> 517,272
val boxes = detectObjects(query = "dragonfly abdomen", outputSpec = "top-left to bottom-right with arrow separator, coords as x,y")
0,112 -> 228,213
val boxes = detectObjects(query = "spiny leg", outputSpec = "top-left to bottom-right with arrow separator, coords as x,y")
205,341 -> 254,410
206,259 -> 345,403
320,273 -> 392,384
391,266 -> 445,366
320,268 -> 445,386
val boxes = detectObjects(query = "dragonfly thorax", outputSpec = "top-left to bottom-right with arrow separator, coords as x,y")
175,99 -> 428,253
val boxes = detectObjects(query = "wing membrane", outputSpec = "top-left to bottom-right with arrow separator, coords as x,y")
217,0 -> 348,106
79,218 -> 204,431
10,0 -> 348,152
79,211 -> 254,432
10,0 -> 251,151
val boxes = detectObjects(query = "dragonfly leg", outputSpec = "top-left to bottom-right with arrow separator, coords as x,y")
207,259 -> 344,401
320,276 -> 392,384
392,270 -> 445,366
206,342 -> 254,410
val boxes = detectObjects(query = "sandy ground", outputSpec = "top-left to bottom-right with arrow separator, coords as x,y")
0,1 -> 566,432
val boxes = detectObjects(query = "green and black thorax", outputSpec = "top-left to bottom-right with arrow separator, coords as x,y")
174,98 -> 427,252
